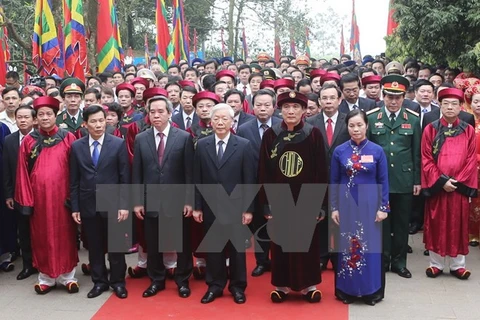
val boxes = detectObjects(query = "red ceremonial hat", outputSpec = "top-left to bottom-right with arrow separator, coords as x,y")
438,88 -> 465,103
22,85 -> 46,97
260,79 -> 275,89
33,96 -> 60,113
178,80 -> 196,88
361,75 -> 382,86
215,70 -> 236,81
310,69 -> 327,80
277,91 -> 308,109
131,77 -> 150,89
192,91 -> 221,107
274,79 -> 295,92
320,73 -> 341,86
115,83 -> 135,97
143,87 -> 168,102
464,84 -> 480,104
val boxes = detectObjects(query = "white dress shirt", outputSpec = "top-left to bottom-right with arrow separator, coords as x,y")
67,109 -> 81,124
183,111 -> 194,128
154,123 -> 170,149
89,134 -> 105,156
19,129 -> 34,145
347,99 -> 360,112
323,111 -> 339,132
236,83 -> 251,96
215,133 -> 231,155
384,109 -> 401,122
0,111 -> 18,133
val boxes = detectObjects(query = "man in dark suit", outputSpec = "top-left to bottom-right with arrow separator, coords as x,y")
193,103 -> 256,304
171,86 -> 199,130
70,105 -> 130,299
3,106 -> 36,280
133,95 -> 194,299
339,72 -> 376,114
422,108 -> 474,129
224,89 -> 255,132
237,89 -> 281,277
306,84 -> 350,271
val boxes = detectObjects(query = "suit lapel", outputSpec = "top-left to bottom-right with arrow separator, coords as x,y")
161,127 -> 177,167
81,137 -> 93,167
218,135 -> 237,169
206,136 -> 218,168
316,113 -> 327,139
13,132 -> 20,154
146,128 -> 159,166
96,134 -> 110,168
331,113 -> 346,146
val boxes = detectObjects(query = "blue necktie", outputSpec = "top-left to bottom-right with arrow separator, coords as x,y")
92,140 -> 100,167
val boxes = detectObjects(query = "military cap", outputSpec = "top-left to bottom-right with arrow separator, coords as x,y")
343,60 -> 356,67
261,68 -> 277,80
131,77 -> 150,89
192,91 -> 221,107
385,61 -> 404,75
115,83 -> 136,97
257,52 -> 270,62
361,75 -> 382,86
381,75 -> 410,95
220,57 -> 233,65
274,79 -> 295,92
191,58 -> 205,66
438,88 -> 464,103
60,77 -> 85,98
260,79 -> 275,90
296,55 -> 310,66
320,73 -> 341,86
178,80 -> 196,88
215,70 -> 236,82
310,69 -> 327,80
277,91 -> 308,109
137,68 -> 157,82
143,87 -> 168,103
250,63 -> 262,73
362,56 -> 374,65
304,67 -> 315,79
33,96 -> 60,114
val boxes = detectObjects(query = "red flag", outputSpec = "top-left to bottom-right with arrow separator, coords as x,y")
387,0 -> 398,36
0,40 -> 6,87
349,0 -> 361,61
193,28 -> 198,57
340,25 -> 345,55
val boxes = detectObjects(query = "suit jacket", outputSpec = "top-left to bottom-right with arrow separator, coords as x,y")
306,112 -> 350,172
194,134 -> 256,225
339,97 -> 376,114
422,109 -> 475,129
171,111 -> 199,130
237,117 -> 282,172
70,133 -> 130,218
376,99 -> 421,112
236,112 -> 255,129
3,131 -> 20,199
132,126 -> 194,217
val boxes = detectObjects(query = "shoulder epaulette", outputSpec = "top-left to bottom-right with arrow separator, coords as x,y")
366,107 -> 380,116
405,108 -> 419,117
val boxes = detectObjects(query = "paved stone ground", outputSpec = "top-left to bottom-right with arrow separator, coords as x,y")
0,233 -> 479,320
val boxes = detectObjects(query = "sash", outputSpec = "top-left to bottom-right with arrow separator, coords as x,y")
269,122 -> 313,159
431,119 -> 468,163
28,129 -> 68,173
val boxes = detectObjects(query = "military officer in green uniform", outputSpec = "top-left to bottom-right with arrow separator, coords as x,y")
366,75 -> 421,279
56,77 -> 85,133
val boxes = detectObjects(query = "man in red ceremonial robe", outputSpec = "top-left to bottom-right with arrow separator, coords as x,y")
14,97 -> 79,294
422,88 -> 477,280
258,91 -> 327,303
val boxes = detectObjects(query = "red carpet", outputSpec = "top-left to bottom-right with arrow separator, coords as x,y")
93,253 -> 348,320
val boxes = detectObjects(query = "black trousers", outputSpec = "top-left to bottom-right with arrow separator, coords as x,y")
144,215 -> 192,287
250,213 -> 270,266
410,194 -> 425,226
203,223 -> 247,294
82,214 -> 126,288
17,213 -> 33,269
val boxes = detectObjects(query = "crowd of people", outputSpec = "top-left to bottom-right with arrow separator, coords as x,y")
0,51 -> 478,307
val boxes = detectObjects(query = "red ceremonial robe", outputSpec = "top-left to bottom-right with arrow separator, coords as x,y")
421,118 -> 477,257
14,127 -> 78,278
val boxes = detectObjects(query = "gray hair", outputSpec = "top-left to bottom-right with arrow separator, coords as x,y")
210,103 -> 234,119
147,96 -> 173,113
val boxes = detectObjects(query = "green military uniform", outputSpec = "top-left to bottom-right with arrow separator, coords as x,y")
56,77 -> 86,133
366,75 -> 421,276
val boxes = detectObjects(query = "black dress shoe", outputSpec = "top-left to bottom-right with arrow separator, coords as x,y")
392,267 -> 412,278
303,290 -> 322,303
424,250 -> 430,256
0,262 -> 14,272
113,286 -> 128,299
384,264 -> 390,272
469,240 -> 479,247
319,258 -> 328,270
251,264 -> 271,277
87,285 -> 109,298
409,223 -> 421,235
201,291 -> 222,304
364,299 -> 376,306
142,282 -> 165,298
342,297 -> 355,304
232,291 -> 246,304
407,245 -> 413,254
16,268 -> 38,280
178,286 -> 191,298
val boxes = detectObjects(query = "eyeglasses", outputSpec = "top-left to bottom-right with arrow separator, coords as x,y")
343,88 -> 359,94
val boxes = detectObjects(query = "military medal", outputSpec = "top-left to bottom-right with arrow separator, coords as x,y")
375,122 -> 384,128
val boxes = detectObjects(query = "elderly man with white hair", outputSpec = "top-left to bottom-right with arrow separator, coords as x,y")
193,103 -> 256,305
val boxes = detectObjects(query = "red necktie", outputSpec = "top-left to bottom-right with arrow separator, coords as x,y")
157,132 -> 165,165
326,118 -> 333,146
243,86 -> 247,95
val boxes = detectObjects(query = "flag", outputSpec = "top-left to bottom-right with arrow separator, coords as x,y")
220,28 -> 226,57
340,25 -> 345,55
387,0 -> 398,36
155,0 -> 173,71
241,28 -> 248,60
349,0 -> 361,62
0,5 -> 8,85
193,28 -> 198,58
144,34 -> 150,64
113,6 -> 124,65
305,27 -> 311,58
185,23 -> 190,59
56,23 -> 65,77
274,17 -> 281,62
96,0 -> 123,72
171,0 -> 189,63
289,29 -> 296,58
63,0 -> 87,81
32,0 -> 62,75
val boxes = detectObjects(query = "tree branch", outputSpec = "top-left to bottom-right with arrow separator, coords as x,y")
0,11 -> 32,51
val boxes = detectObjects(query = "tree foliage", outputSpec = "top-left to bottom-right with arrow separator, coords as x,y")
386,0 -> 480,72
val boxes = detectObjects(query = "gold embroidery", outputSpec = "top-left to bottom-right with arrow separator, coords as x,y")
432,140 -> 439,155
283,132 -> 300,141
443,129 -> 456,137
30,145 -> 38,159
279,151 -> 304,177
201,128 -> 212,136
43,137 -> 57,145
270,143 -> 279,159
123,116 -> 132,123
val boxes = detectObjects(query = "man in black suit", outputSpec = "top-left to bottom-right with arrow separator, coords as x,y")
224,89 -> 255,132
3,106 -> 37,280
237,89 -> 281,277
133,95 -> 194,299
339,72 -> 376,114
171,86 -> 199,130
306,84 -> 350,271
70,105 -> 130,299
193,103 -> 256,304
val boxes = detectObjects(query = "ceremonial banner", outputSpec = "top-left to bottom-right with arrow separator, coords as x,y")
155,0 -> 173,70
349,0 -> 361,62
290,29 -> 296,58
387,0 -> 398,36
144,34 -> 149,64
340,25 -> 345,55
63,0 -> 87,81
305,27 -> 311,58
96,0 -> 123,72
241,28 -> 248,61
0,5 -> 8,85
171,0 -> 189,63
